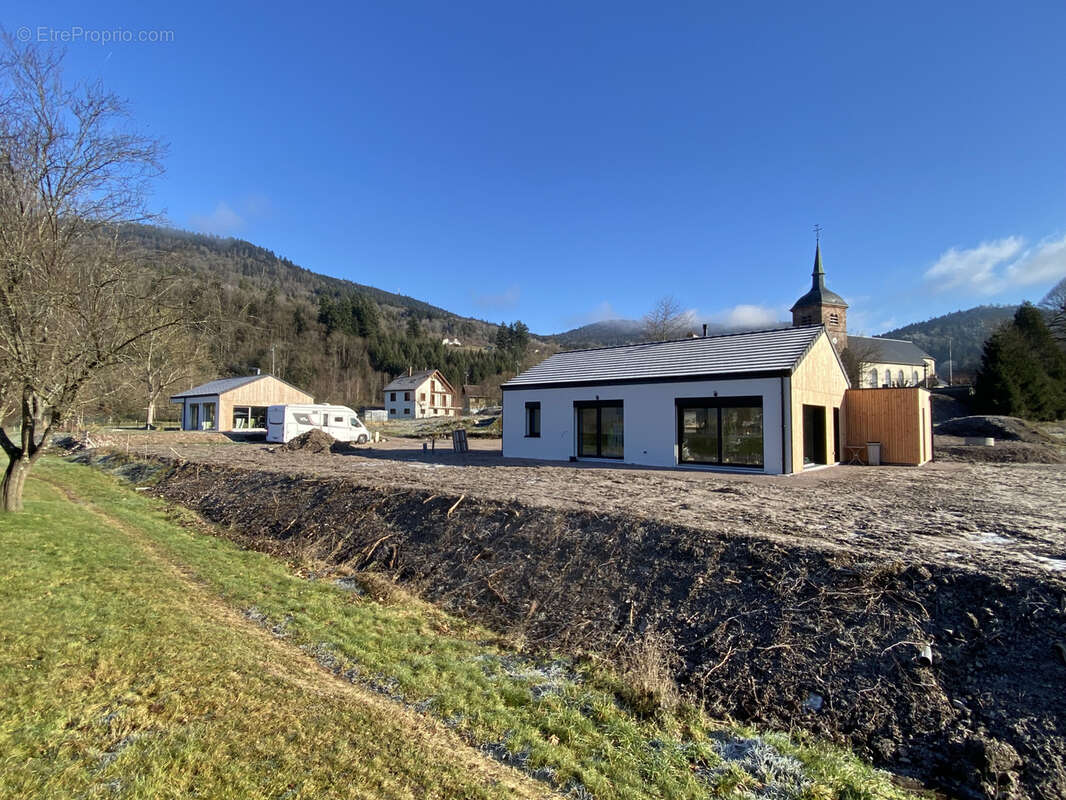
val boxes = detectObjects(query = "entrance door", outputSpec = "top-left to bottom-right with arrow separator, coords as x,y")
802,405 -> 827,466
832,407 -> 840,463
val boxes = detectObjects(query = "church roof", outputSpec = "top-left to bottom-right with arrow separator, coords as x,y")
848,336 -> 933,366
790,243 -> 847,311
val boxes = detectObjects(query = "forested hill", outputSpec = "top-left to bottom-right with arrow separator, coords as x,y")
125,225 -> 469,322
111,225 -> 549,418
880,305 -> 1017,378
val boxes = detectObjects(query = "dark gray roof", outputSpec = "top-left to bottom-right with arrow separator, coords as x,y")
849,335 -> 933,366
384,369 -> 452,392
503,326 -> 826,388
170,375 -> 266,399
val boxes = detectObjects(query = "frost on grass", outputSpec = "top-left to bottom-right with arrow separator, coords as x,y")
702,735 -> 812,799
475,652 -> 580,701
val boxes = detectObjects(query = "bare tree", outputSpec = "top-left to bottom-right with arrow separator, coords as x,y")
839,339 -> 883,388
121,319 -> 207,429
1040,277 -> 1066,344
642,296 -> 690,342
0,37 -> 177,511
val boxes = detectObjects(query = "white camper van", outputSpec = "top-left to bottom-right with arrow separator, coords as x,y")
267,404 -> 371,444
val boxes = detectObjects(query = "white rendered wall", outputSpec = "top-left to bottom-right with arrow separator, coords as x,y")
502,377 -> 787,474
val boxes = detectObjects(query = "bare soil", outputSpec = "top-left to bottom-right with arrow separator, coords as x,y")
78,436 -> 1066,799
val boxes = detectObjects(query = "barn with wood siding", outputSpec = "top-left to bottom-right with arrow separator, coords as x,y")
170,375 -> 313,432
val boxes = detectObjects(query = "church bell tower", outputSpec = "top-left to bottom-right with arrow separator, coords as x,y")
790,236 -> 848,350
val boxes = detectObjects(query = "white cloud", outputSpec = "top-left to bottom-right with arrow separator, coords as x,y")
473,284 -> 521,311
923,234 -> 1066,295
1006,235 -> 1066,287
705,304 -> 783,330
190,202 -> 245,235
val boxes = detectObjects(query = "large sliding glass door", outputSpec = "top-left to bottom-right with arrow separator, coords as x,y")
677,396 -> 763,468
576,401 -> 623,459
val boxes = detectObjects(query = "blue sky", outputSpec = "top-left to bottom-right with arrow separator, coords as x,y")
9,1 -> 1066,335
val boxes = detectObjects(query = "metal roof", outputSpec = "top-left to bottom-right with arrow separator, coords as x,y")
849,335 -> 933,366
384,369 -> 454,392
170,375 -> 266,399
503,326 -> 826,389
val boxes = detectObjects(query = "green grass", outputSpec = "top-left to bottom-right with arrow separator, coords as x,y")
0,459 -> 924,800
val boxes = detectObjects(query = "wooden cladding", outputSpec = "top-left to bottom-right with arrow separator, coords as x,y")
844,388 -> 932,465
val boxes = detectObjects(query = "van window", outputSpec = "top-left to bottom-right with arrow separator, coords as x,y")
293,413 -> 313,425
350,418 -> 360,427
334,416 -> 344,423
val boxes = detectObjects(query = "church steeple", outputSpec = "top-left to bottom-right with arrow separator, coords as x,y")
791,232 -> 848,349
811,242 -> 825,292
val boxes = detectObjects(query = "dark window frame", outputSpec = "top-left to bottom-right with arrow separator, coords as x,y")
574,400 -> 624,459
525,401 -> 541,438
675,396 -> 764,469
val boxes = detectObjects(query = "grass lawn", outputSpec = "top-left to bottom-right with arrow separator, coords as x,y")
0,458 -> 923,800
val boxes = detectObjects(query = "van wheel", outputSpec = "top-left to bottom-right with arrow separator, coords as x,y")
357,434 -> 369,444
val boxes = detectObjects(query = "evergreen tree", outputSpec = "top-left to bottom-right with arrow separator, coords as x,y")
974,303 -> 1066,419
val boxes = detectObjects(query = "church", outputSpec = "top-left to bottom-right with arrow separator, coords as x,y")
790,243 -> 936,387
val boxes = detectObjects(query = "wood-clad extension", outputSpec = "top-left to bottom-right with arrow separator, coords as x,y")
788,332 -> 850,473
844,387 -> 932,465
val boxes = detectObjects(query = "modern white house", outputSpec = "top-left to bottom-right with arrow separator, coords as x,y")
502,325 -> 850,474
384,369 -> 458,418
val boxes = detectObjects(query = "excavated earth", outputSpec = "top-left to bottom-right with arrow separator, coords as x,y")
78,439 -> 1066,800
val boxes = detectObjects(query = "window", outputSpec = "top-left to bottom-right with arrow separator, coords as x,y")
912,370 -> 920,386
575,401 -> 623,459
390,392 -> 396,402
897,370 -> 904,387
525,402 -> 541,438
350,418 -> 359,427
829,312 -> 840,325
403,407 -> 411,415
420,392 -> 426,401
233,406 -> 267,429
334,416 -> 344,423
389,408 -> 396,416
677,397 -> 763,468
202,402 -> 216,429
405,392 -> 411,401
293,413 -> 314,425
869,368 -> 879,388
190,403 -> 200,430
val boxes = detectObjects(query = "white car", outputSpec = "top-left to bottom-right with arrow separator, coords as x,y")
266,404 -> 371,444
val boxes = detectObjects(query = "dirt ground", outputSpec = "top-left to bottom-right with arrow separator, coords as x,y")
126,435 -> 1066,582
77,435 -> 1066,799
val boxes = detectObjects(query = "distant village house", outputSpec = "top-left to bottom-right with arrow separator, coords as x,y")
384,369 -> 458,418
463,384 -> 496,413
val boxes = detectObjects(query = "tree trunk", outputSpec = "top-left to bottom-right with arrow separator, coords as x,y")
146,400 -> 155,430
1,457 -> 30,513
